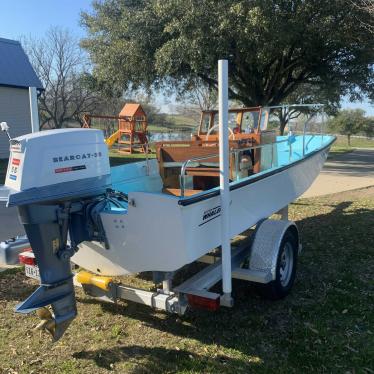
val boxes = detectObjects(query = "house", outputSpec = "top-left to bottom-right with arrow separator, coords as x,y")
0,37 -> 43,159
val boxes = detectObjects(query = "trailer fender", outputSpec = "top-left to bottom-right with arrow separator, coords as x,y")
249,219 -> 300,281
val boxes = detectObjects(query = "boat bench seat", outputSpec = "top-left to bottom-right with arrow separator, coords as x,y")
185,167 -> 219,177
163,188 -> 203,197
162,162 -> 218,168
162,162 -> 220,177
156,142 -> 222,191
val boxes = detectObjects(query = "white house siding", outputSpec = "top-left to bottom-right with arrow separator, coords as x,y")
0,86 -> 32,159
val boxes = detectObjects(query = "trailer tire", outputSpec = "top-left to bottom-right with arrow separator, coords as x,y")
258,228 -> 298,300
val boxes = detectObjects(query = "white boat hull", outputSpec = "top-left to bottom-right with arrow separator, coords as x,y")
72,136 -> 333,275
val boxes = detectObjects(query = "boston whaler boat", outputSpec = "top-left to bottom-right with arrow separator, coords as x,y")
0,61 -> 335,340
72,105 -> 332,275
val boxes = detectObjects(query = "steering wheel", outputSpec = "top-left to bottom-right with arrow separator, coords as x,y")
206,124 -> 235,140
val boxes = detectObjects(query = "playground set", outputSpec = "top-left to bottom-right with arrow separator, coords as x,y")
82,103 -> 149,153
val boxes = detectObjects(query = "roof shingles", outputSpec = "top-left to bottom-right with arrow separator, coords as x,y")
0,37 -> 43,90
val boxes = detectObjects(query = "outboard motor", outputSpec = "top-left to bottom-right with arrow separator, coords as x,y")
3,127 -> 111,340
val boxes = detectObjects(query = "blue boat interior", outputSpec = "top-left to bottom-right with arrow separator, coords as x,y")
106,134 -> 335,214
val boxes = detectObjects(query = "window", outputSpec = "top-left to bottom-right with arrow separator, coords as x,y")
259,108 -> 270,131
200,113 -> 211,133
242,112 -> 256,133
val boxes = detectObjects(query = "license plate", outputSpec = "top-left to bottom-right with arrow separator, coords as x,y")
25,264 -> 40,280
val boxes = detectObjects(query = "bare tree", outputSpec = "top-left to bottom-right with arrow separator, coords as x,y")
23,28 -> 99,129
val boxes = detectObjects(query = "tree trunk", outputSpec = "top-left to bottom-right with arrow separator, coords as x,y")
347,134 -> 351,146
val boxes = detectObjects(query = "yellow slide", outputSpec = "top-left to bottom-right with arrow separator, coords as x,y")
105,130 -> 121,148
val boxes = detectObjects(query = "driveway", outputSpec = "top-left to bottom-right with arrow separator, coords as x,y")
302,149 -> 374,198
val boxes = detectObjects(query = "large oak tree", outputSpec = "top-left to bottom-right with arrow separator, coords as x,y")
81,0 -> 374,107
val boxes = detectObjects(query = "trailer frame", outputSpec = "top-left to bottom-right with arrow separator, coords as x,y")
8,209 -> 301,316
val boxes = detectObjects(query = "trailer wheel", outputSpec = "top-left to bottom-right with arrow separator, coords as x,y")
259,229 -> 298,300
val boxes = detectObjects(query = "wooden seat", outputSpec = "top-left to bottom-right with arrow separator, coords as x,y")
163,188 -> 203,197
156,132 -> 275,192
185,167 -> 220,177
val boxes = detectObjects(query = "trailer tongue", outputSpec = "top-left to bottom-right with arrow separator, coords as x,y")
4,128 -> 112,340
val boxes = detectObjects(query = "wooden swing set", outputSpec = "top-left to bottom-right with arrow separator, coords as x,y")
82,103 -> 149,154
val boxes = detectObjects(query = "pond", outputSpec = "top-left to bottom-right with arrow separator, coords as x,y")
148,131 -> 193,142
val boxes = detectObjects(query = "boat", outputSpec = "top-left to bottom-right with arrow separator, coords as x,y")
0,61 -> 336,340
71,104 -> 335,276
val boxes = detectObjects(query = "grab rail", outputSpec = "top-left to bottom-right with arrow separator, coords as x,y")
302,112 -> 318,156
180,153 -> 219,197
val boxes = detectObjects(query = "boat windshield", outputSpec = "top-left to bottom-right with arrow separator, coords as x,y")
228,112 -> 239,133
198,107 -> 263,135
259,108 -> 270,131
242,111 -> 258,133
200,114 -> 210,133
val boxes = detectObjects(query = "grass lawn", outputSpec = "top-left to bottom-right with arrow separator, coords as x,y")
332,136 -> 374,150
109,151 -> 156,167
147,114 -> 198,133
0,187 -> 373,373
327,136 -> 373,159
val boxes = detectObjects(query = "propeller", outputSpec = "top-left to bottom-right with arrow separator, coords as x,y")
34,307 -> 56,340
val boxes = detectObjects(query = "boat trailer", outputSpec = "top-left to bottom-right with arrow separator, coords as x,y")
0,61 -> 308,341
74,210 -> 299,314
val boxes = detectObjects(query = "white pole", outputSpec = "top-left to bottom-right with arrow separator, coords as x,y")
29,87 -> 39,133
218,60 -> 233,307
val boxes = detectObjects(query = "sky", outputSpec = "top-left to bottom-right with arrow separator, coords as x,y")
0,0 -> 89,40
0,0 -> 372,115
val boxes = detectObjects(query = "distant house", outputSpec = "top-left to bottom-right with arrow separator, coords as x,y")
0,37 -> 43,159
